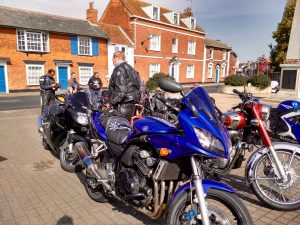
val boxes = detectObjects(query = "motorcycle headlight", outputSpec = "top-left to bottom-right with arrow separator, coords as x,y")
76,112 -> 89,126
194,127 -> 225,156
261,104 -> 271,121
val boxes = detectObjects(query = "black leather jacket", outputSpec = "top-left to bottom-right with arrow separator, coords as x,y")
39,75 -> 56,95
108,62 -> 141,106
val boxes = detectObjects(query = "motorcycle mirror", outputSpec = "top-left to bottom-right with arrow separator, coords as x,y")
56,96 -> 65,103
158,79 -> 183,93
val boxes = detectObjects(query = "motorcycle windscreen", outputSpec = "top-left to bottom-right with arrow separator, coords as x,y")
66,92 -> 89,109
185,87 -> 219,123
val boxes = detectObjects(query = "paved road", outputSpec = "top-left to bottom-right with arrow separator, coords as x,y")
0,95 -> 40,111
0,95 -> 299,225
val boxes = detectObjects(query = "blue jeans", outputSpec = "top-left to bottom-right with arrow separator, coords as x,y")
91,90 -> 101,109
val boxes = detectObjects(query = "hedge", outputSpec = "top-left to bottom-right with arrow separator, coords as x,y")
146,73 -> 174,91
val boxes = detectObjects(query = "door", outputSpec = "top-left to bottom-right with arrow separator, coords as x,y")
215,66 -> 219,83
58,66 -> 68,90
170,64 -> 180,82
0,66 -> 6,93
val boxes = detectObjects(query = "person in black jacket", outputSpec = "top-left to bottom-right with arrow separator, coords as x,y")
88,72 -> 103,109
39,69 -> 61,119
107,51 -> 141,119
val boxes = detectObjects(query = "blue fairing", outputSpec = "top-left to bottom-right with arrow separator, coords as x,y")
278,100 -> 300,111
91,112 -> 107,140
128,116 -> 177,140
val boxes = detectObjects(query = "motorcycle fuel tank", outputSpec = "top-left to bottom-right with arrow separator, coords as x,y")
278,100 -> 300,111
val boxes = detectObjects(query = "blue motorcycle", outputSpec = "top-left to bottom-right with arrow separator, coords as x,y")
73,79 -> 252,225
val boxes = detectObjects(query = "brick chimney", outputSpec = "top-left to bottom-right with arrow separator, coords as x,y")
86,1 -> 98,24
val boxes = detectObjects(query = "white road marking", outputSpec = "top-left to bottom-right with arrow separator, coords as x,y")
0,100 -> 21,103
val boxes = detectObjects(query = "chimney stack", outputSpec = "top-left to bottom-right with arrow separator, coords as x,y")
86,1 -> 98,24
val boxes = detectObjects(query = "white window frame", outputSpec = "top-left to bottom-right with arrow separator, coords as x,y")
173,13 -> 180,25
207,63 -> 213,78
79,66 -> 93,85
186,65 -> 195,78
190,18 -> 196,30
78,36 -> 92,56
152,6 -> 160,20
209,48 -> 214,59
172,38 -> 178,53
149,34 -> 161,51
221,64 -> 226,77
16,30 -> 49,52
223,50 -> 227,60
26,64 -> 44,86
187,41 -> 196,55
149,63 -> 160,78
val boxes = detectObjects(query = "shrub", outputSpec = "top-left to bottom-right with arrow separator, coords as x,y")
224,75 -> 248,86
248,74 -> 271,89
146,73 -> 174,91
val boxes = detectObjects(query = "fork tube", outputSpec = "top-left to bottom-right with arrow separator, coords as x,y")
253,105 -> 287,181
190,156 -> 209,225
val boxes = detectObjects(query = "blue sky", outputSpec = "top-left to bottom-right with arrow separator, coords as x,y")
0,0 -> 287,62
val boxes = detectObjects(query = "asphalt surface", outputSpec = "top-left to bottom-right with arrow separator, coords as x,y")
0,85 -> 220,111
0,95 -> 41,111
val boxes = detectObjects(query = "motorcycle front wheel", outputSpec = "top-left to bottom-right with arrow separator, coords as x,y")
167,189 -> 252,225
250,149 -> 300,211
59,143 -> 82,173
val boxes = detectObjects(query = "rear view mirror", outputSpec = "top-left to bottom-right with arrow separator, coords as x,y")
56,95 -> 65,103
159,79 -> 183,93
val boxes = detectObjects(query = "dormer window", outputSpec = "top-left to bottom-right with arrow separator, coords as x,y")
153,6 -> 160,20
174,13 -> 179,25
191,18 -> 196,29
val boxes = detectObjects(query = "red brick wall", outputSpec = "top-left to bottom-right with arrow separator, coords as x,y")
229,53 -> 237,75
133,19 -> 205,83
0,27 -> 108,91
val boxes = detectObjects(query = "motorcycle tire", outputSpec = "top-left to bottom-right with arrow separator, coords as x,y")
59,147 -> 82,173
85,171 -> 108,203
249,149 -> 300,211
167,189 -> 252,225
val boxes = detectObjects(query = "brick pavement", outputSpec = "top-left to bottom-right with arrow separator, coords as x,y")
0,94 -> 299,225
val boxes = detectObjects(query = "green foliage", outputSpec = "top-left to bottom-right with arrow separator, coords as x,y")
248,74 -> 271,89
224,75 -> 248,86
270,0 -> 297,72
146,73 -> 174,91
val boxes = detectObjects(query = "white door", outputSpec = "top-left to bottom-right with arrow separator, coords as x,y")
170,64 -> 180,82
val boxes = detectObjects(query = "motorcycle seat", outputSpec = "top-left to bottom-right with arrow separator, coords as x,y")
103,116 -> 132,145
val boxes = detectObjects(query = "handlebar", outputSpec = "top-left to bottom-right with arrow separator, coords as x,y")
233,89 -> 243,96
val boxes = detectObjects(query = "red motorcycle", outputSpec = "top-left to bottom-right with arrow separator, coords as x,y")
204,89 -> 300,211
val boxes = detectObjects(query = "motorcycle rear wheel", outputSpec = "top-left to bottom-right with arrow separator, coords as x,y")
250,149 -> 300,211
85,171 -> 108,203
167,189 -> 252,225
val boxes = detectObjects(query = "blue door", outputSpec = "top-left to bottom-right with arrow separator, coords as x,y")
215,68 -> 219,83
0,66 -> 6,93
58,66 -> 68,90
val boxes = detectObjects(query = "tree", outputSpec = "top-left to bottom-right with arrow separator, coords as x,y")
270,0 -> 297,72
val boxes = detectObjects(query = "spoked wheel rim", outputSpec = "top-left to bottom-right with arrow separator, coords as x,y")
253,150 -> 300,205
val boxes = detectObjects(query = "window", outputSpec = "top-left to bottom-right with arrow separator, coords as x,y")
207,64 -> 213,78
26,65 -> 44,85
79,66 -> 93,85
223,50 -> 227,60
17,30 -> 49,52
209,48 -> 214,59
186,65 -> 195,78
172,38 -> 178,53
149,34 -> 161,51
153,6 -> 160,20
78,37 -> 92,55
221,64 -> 226,77
174,13 -> 179,25
191,18 -> 196,29
149,63 -> 160,78
187,41 -> 196,55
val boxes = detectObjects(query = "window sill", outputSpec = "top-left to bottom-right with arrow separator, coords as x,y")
187,53 -> 196,55
186,76 -> 195,79
18,50 -> 50,54
172,51 -> 178,54
78,54 -> 93,57
149,49 -> 161,52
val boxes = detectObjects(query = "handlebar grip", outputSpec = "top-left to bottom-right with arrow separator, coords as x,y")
233,89 -> 242,96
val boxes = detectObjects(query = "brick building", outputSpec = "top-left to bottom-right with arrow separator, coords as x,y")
100,0 -> 207,83
0,5 -> 108,93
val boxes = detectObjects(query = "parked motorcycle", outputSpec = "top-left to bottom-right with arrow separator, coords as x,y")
71,79 -> 252,225
37,91 -> 89,172
219,89 -> 300,211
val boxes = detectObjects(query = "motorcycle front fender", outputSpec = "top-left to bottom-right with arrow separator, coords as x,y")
245,142 -> 300,186
167,180 -> 235,214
